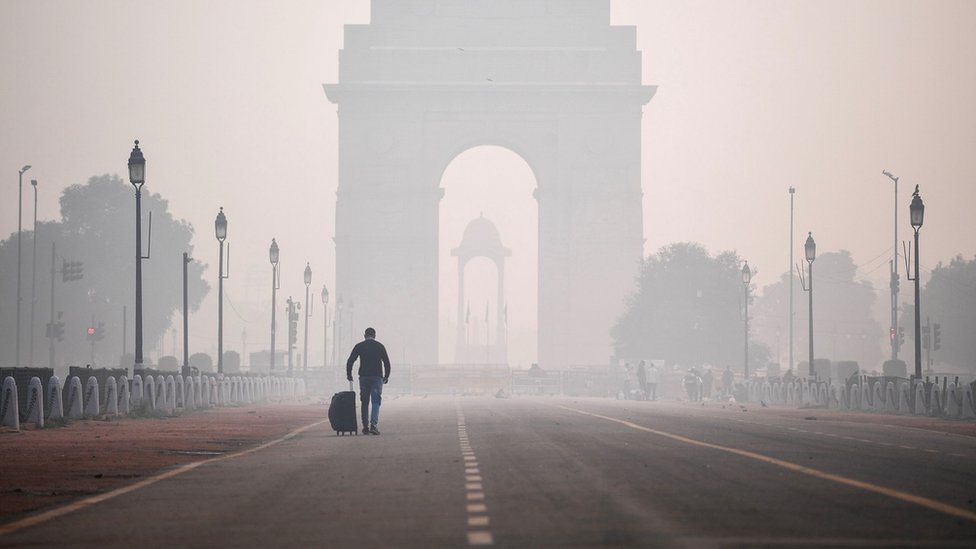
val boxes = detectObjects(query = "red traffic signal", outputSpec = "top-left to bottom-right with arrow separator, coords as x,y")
87,327 -> 96,335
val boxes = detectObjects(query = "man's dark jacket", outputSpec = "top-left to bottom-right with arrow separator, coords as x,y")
346,338 -> 391,379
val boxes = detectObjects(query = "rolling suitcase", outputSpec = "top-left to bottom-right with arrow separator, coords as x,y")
329,380 -> 358,435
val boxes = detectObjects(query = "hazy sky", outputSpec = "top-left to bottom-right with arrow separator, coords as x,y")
2,1 -> 975,366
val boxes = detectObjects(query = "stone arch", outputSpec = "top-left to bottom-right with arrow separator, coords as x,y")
325,1 -> 656,366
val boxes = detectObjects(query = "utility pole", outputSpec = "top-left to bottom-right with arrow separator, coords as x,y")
789,187 -> 795,374
30,179 -> 38,366
883,171 -> 900,360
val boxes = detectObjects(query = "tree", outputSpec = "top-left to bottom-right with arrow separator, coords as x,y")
222,350 -> 241,373
612,242 -> 749,369
751,250 -> 884,372
0,174 -> 209,369
189,352 -> 214,373
900,255 -> 976,372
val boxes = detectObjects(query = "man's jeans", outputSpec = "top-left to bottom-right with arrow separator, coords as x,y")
359,376 -> 383,427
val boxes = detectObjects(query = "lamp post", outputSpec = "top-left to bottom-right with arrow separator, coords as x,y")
804,233 -> 816,377
16,164 -> 31,367
882,170 -> 900,360
30,178 -> 39,367
269,239 -> 280,372
182,252 -> 191,376
742,262 -> 752,378
788,186 -> 795,374
303,263 -> 312,374
268,238 -> 278,373
334,296 -> 344,367
909,186 -> 925,380
321,285 -> 329,370
214,208 -> 228,375
128,141 -> 147,373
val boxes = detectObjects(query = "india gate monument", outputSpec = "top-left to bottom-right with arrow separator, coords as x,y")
325,0 -> 655,367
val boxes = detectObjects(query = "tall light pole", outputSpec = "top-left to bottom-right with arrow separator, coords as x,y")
882,170 -> 900,360
30,179 -> 39,366
321,285 -> 329,369
269,239 -> 280,372
128,141 -> 147,373
215,207 -> 229,375
908,186 -> 925,380
803,233 -> 817,377
303,263 -> 312,374
742,262 -> 752,378
788,186 -> 795,374
334,296 -> 344,367
16,164 -> 31,367
182,252 -> 191,376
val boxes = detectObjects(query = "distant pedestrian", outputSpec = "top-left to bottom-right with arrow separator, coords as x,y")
622,363 -> 633,400
646,362 -> 658,401
684,368 -> 703,401
636,360 -> 648,401
346,327 -> 391,435
702,368 -> 713,400
722,365 -> 734,395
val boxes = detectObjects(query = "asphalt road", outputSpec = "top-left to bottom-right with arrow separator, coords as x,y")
2,396 -> 975,548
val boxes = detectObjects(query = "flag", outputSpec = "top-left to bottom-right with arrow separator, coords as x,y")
485,301 -> 489,324
465,303 -> 470,324
504,302 -> 508,325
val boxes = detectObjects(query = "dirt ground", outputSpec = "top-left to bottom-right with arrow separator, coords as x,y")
0,400 -> 328,523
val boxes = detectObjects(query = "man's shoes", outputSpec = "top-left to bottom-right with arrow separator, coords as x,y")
369,424 -> 380,435
362,426 -> 369,435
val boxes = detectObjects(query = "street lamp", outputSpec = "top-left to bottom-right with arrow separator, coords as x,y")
788,186 -> 795,375
182,252 -> 192,376
742,262 -> 752,378
30,179 -> 39,367
882,170 -> 900,361
16,164 -> 31,367
908,185 -> 925,379
321,285 -> 329,371
128,141 -> 147,373
269,238 -> 280,372
215,207 -> 229,375
803,232 -> 816,377
303,263 -> 312,374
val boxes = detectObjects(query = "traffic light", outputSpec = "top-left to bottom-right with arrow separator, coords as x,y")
54,321 -> 64,342
86,326 -> 96,341
933,323 -> 941,351
62,260 -> 84,282
890,271 -> 900,293
898,326 -> 905,346
889,327 -> 896,344
95,322 -> 105,341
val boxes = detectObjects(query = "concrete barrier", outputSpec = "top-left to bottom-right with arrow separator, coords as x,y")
131,375 -> 144,404
22,377 -> 45,427
84,377 -> 100,417
897,382 -> 911,415
1,377 -> 19,430
859,380 -> 871,412
118,375 -> 130,415
47,375 -> 64,420
946,382 -> 961,418
165,375 -> 176,414
200,377 -> 211,408
105,377 -> 118,416
156,376 -> 167,412
929,384 -> 943,417
175,375 -> 185,409
849,384 -> 859,410
885,382 -> 898,414
144,375 -> 156,410
914,382 -> 926,415
962,384 -> 976,419
184,377 -> 195,409
66,376 -> 84,419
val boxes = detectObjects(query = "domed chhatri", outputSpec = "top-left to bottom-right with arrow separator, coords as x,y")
453,213 -> 512,259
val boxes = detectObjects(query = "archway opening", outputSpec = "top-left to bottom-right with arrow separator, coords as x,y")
439,146 -> 538,366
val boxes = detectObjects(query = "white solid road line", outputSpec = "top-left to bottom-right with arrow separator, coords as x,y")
559,405 -> 976,523
0,418 -> 330,538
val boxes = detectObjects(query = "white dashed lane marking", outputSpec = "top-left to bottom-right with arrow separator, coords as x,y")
457,403 -> 494,546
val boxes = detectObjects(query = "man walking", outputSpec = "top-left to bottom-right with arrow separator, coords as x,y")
346,327 -> 391,435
